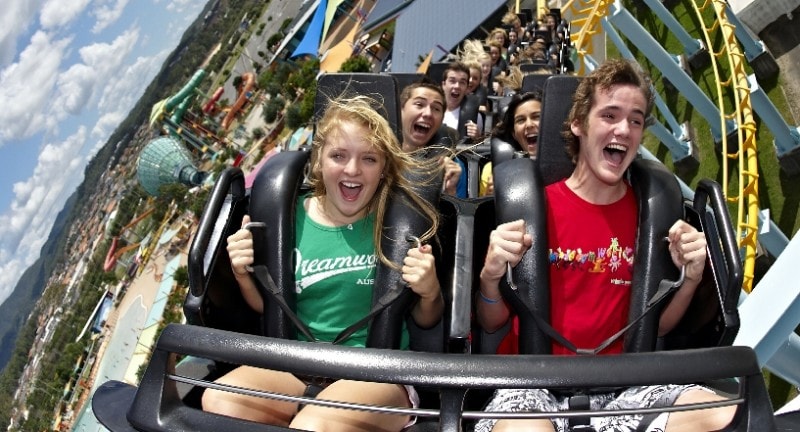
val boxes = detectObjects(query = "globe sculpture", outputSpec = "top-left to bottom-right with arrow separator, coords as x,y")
137,136 -> 206,196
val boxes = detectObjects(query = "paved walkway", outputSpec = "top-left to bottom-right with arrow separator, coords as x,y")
72,250 -> 186,431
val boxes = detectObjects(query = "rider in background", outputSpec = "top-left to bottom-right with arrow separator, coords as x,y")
399,79 -> 465,198
480,90 -> 542,196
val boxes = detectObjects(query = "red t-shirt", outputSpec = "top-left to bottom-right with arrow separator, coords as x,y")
497,179 -> 638,355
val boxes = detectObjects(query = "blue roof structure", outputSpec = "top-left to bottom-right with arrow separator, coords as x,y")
291,0 -> 328,58
390,0 -> 507,72
361,0 -> 415,34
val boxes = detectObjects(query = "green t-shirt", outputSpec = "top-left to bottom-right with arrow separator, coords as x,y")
294,196 -> 409,349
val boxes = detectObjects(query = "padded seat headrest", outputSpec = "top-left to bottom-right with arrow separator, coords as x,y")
458,94 -> 481,139
314,73 -> 402,141
536,75 -> 582,185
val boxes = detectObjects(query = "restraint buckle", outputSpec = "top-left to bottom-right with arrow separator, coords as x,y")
568,394 -> 593,431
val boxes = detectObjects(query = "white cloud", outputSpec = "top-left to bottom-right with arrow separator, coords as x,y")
91,111 -> 126,144
0,128 -> 87,304
86,51 -> 168,161
39,0 -> 92,29
164,0 -> 207,34
0,0 -> 42,66
92,0 -> 130,34
50,27 -> 140,121
55,64 -> 96,115
0,30 -> 69,147
166,0 -> 202,14
80,26 -> 139,68
0,27 -> 141,148
0,260 -> 24,305
97,48 -> 168,115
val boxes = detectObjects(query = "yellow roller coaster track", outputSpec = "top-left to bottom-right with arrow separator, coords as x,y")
562,0 -> 613,75
558,0 -> 758,292
686,0 -> 758,292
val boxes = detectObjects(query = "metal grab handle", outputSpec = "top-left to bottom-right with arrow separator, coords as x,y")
243,221 -> 266,272
668,265 -> 686,290
406,234 -> 422,250
662,236 -> 686,289
506,262 -> 518,291
244,221 -> 267,230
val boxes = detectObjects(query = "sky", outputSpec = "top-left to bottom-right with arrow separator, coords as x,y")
0,0 -> 209,306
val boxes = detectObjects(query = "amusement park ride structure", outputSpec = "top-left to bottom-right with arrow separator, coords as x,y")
148,61 -> 259,158
138,52 -> 262,196
103,207 -> 155,273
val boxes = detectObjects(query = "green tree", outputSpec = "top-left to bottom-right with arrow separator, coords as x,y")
252,127 -> 265,140
263,95 -> 285,123
158,183 -> 190,202
286,58 -> 319,95
156,183 -> 189,215
267,33 -> 283,48
298,80 -> 317,124
190,187 -> 210,219
263,81 -> 282,98
257,69 -> 274,90
275,62 -> 295,84
339,55 -> 372,73
173,265 -> 189,289
285,105 -> 304,129
280,17 -> 293,32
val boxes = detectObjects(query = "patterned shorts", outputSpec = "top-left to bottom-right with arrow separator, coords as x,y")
474,384 -> 711,432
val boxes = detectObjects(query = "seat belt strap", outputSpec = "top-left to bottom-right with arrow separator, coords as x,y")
512,266 -> 685,355
246,221 -> 417,346
332,283 -> 407,344
250,264 -> 318,342
250,264 -> 407,346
